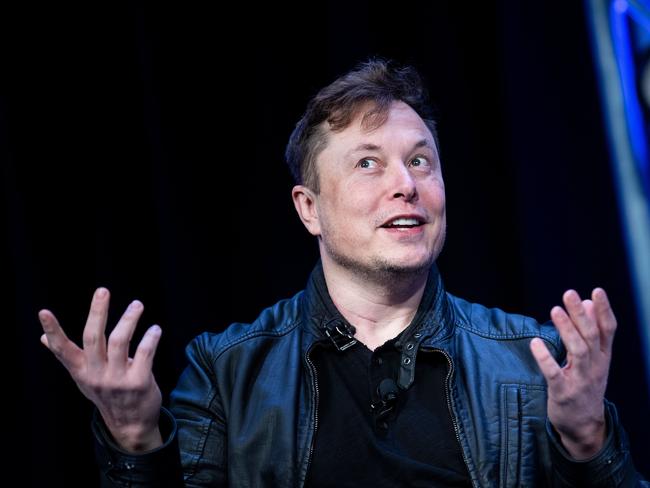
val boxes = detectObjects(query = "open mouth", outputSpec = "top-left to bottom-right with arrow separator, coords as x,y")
380,217 -> 424,229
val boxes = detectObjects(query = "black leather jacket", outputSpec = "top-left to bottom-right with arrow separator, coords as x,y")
93,262 -> 646,487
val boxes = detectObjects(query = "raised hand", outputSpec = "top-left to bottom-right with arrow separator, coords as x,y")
39,287 -> 164,452
530,288 -> 616,460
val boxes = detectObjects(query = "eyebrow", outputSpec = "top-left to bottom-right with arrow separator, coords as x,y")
345,139 -> 432,158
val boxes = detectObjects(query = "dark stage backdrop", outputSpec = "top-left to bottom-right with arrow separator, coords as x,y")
3,2 -> 648,486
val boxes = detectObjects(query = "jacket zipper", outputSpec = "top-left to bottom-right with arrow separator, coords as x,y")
303,344 -> 320,486
423,347 -> 477,488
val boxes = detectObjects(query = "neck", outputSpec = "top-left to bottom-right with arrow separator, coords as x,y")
320,254 -> 430,351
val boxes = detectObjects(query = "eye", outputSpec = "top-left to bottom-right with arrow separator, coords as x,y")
356,158 -> 378,169
409,155 -> 430,168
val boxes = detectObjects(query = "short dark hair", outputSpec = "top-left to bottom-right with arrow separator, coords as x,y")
284,58 -> 439,193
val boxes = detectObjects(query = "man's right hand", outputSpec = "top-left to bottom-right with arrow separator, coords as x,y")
38,287 -> 164,453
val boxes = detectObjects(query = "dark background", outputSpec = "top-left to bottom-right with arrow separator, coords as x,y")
3,1 -> 648,485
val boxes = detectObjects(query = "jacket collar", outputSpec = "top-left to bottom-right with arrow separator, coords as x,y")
301,259 -> 455,350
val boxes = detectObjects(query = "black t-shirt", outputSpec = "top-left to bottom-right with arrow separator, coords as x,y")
305,330 -> 472,487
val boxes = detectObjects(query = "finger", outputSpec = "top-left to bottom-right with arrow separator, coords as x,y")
38,309 -> 84,372
583,299 -> 596,323
550,305 -> 590,365
83,288 -> 110,370
562,290 -> 599,350
593,288 -> 617,354
132,325 -> 162,373
107,300 -> 144,375
530,337 -> 563,389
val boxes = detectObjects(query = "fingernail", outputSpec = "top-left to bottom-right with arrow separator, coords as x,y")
130,300 -> 142,310
97,288 -> 107,298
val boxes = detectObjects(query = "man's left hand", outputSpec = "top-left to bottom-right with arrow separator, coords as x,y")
530,288 -> 617,460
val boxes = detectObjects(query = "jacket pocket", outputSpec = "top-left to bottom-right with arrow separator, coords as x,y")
500,384 -> 547,488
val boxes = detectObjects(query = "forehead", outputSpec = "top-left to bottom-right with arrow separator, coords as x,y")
326,101 -> 434,151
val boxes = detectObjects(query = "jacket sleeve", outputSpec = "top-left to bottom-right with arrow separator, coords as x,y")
92,333 -> 228,487
547,400 -> 649,487
92,406 -> 184,487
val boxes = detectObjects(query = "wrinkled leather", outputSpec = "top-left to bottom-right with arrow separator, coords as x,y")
94,262 -> 646,487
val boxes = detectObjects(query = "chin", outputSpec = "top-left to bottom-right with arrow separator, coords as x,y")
376,258 -> 432,275
365,250 -> 436,277
323,238 -> 438,282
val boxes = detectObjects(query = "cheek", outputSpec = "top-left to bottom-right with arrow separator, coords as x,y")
329,179 -> 376,213
345,177 -> 385,204
422,182 -> 446,210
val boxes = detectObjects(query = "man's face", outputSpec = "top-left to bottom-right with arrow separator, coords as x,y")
299,100 -> 446,278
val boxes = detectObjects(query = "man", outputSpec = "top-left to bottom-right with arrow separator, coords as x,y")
39,59 -> 647,486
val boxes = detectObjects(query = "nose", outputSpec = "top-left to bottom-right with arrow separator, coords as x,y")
389,164 -> 418,202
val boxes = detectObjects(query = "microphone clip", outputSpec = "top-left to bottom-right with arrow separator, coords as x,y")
370,378 -> 399,421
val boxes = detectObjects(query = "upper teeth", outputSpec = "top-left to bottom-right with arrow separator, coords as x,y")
388,218 -> 420,226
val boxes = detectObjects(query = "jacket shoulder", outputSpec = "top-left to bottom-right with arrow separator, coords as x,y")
447,292 -> 563,356
184,290 -> 305,360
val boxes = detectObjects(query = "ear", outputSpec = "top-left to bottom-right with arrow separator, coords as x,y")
292,185 -> 321,236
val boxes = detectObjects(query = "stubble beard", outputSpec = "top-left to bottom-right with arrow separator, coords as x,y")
322,233 -> 444,287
